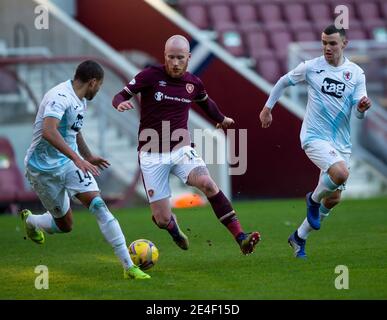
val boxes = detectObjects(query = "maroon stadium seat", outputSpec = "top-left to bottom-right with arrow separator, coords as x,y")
346,28 -> 368,40
283,3 -> 309,24
255,57 -> 282,84
356,2 -> 381,20
0,69 -> 19,94
183,4 -> 210,30
263,21 -> 288,33
356,2 -> 386,34
245,29 -> 270,54
382,1 -> 387,20
214,23 -> 245,57
294,30 -> 319,42
0,137 -> 38,213
258,3 -> 283,24
209,4 -> 234,28
234,2 -> 258,26
0,137 -> 24,212
308,3 -> 333,23
270,30 -> 294,60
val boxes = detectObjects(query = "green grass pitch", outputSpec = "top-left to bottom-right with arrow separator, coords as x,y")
0,197 -> 386,299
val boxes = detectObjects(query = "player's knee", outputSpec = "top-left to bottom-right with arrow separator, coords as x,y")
333,169 -> 349,185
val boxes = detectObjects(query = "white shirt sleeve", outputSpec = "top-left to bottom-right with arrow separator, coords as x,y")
287,61 -> 308,85
43,96 -> 67,120
265,61 -> 307,109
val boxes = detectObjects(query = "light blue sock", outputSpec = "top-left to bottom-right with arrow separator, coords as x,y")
312,172 -> 340,203
89,197 -> 133,269
320,203 -> 331,222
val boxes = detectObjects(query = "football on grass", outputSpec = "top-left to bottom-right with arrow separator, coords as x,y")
128,239 -> 159,270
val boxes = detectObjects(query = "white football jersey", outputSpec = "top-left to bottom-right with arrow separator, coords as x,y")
287,56 -> 367,153
25,80 -> 87,172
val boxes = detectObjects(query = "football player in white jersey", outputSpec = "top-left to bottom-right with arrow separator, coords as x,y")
259,25 -> 372,258
21,60 -> 150,279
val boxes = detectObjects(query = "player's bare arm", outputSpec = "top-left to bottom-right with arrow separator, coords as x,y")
259,106 -> 273,128
357,96 -> 372,113
42,117 -> 100,176
76,132 -> 110,170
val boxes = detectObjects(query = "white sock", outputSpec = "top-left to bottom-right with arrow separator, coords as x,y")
297,203 -> 332,240
311,172 -> 339,203
89,197 -> 133,269
26,212 -> 62,234
297,218 -> 314,240
320,203 -> 331,222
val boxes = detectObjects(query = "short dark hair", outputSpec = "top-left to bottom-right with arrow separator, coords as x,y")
74,60 -> 104,82
323,25 -> 346,38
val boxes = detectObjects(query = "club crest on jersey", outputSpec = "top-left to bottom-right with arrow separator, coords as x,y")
154,91 -> 164,101
186,83 -> 194,94
343,71 -> 352,81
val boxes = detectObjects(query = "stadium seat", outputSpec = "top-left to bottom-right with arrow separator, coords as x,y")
346,28 -> 368,40
0,137 -> 38,214
258,3 -> 283,24
308,3 -> 333,24
270,30 -> 294,60
214,23 -> 245,57
183,4 -> 210,30
245,29 -> 270,56
234,2 -> 258,26
356,2 -> 386,36
0,68 -> 19,94
382,1 -> 387,20
209,4 -> 234,29
283,3 -> 309,24
255,57 -> 282,84
294,30 -> 319,42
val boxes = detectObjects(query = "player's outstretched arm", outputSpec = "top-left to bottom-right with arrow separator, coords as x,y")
76,132 -> 111,170
259,74 -> 293,128
42,117 -> 100,176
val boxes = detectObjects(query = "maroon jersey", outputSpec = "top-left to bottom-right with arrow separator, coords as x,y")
124,65 -> 222,152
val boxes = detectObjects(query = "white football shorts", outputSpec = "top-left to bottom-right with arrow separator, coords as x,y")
304,139 -> 350,190
139,145 -> 206,203
26,161 -> 100,218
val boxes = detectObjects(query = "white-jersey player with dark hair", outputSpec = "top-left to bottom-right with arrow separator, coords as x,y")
22,60 -> 150,280
259,25 -> 372,258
